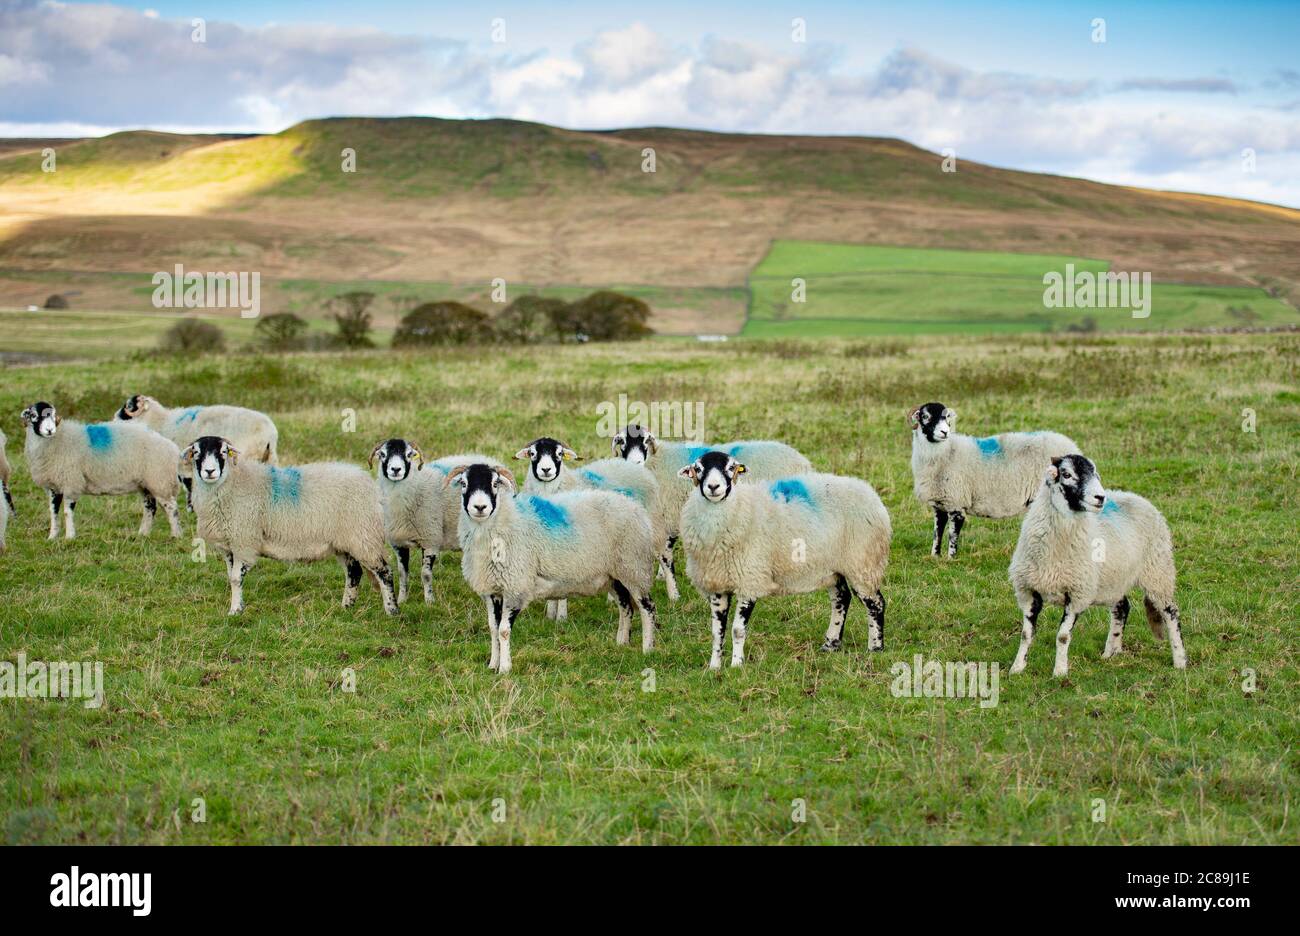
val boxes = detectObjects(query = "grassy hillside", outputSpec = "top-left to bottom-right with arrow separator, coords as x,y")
0,335 -> 1296,843
747,242 -> 1298,337
2,117 -> 1297,325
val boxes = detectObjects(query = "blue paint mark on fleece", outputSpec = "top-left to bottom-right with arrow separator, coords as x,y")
85,424 -> 113,452
975,437 -> 1003,458
580,469 -> 604,486
522,496 -> 571,532
172,406 -> 203,426
1101,498 -> 1121,517
769,478 -> 815,508
269,466 -> 302,505
427,462 -> 451,475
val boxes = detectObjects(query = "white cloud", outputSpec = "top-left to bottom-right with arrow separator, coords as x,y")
2,2 -> 1299,206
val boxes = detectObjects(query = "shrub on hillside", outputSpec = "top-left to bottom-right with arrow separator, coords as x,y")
328,291 -> 376,348
494,295 -> 569,344
565,290 -> 653,341
159,318 -> 226,354
254,312 -> 309,351
393,301 -> 495,347
44,294 -> 70,309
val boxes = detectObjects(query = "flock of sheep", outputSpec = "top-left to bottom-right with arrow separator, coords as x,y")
4,394 -> 1186,678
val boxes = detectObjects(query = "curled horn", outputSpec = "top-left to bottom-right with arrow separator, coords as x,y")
181,442 -> 200,466
560,444 -> 582,461
494,466 -> 517,490
444,464 -> 470,489
367,441 -> 385,470
907,406 -> 922,429
408,443 -> 425,470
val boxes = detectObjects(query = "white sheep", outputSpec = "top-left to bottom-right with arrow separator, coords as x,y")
515,436 -> 668,618
1008,454 -> 1185,677
368,437 -> 502,604
21,401 -> 182,540
611,424 -> 814,597
677,450 -> 891,669
908,402 -> 1077,558
449,463 -> 659,675
115,394 -> 279,509
184,436 -> 397,616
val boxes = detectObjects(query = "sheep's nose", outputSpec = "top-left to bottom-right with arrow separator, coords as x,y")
706,482 -> 721,494
1093,494 -> 1105,507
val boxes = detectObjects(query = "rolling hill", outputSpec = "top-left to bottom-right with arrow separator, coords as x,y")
0,116 -> 1297,335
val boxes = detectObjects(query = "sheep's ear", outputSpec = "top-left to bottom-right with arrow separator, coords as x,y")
907,406 -> 922,429
136,397 -> 152,412
944,408 -> 956,424
561,445 -> 581,461
181,443 -> 199,466
732,462 -> 747,476
444,465 -> 469,489
644,431 -> 658,454
1045,462 -> 1059,482
408,446 -> 424,470
225,445 -> 240,466
514,447 -> 534,461
367,442 -> 385,470
494,467 -> 516,491
678,464 -> 698,484
20,406 -> 34,421
611,434 -> 624,457
54,414 -> 61,426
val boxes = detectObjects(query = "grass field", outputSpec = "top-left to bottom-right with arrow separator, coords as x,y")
0,334 -> 1296,843
746,242 -> 1299,337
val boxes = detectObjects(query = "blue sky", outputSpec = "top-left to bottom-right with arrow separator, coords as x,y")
3,0 -> 1298,204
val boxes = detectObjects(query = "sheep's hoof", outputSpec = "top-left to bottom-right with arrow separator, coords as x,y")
819,639 -> 841,652
707,660 -> 722,672
1009,661 -> 1026,675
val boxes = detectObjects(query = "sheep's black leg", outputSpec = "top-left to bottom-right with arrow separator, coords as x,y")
2,480 -> 14,517
637,593 -> 657,652
1102,596 -> 1130,659
181,475 -> 194,512
372,561 -> 398,616
947,510 -> 965,558
139,492 -> 157,536
855,588 -> 885,651
666,535 -> 679,576
708,593 -> 732,670
1161,602 -> 1186,670
730,598 -> 756,667
931,507 -> 948,556
1010,590 -> 1042,674
486,595 -> 503,670
420,550 -> 436,603
498,604 -> 521,674
1052,593 -> 1080,678
611,579 -> 636,645
821,574 -> 852,651
47,490 -> 62,539
342,555 -> 364,608
395,545 -> 411,604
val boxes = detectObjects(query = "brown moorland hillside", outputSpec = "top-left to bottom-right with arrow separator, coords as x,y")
1,117 -> 1297,325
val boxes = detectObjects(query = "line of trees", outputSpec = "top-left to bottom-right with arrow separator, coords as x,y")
244,290 -> 653,351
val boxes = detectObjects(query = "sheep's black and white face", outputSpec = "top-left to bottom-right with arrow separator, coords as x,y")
21,401 -> 59,437
1046,454 -> 1106,514
372,438 -> 422,482
515,437 -> 577,484
612,424 -> 656,464
184,436 -> 238,485
114,394 -> 147,421
679,450 -> 745,503
456,464 -> 512,522
910,402 -> 954,443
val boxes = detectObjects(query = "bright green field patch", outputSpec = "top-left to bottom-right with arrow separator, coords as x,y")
746,241 -> 1298,336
